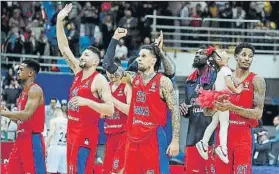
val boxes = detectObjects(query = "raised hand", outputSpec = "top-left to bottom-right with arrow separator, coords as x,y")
112,27 -> 128,40
155,30 -> 164,50
57,3 -> 73,21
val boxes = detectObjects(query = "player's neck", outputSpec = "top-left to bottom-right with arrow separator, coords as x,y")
234,66 -> 250,79
197,65 -> 207,75
22,78 -> 34,91
82,67 -> 96,79
113,80 -> 121,86
142,69 -> 156,84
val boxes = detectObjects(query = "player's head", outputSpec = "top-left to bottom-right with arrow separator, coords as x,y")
137,43 -> 162,73
17,59 -> 40,81
206,46 -> 230,69
234,42 -> 255,70
79,46 -> 101,69
50,97 -> 57,109
106,58 -> 123,83
54,102 -> 63,117
273,116 -> 279,126
192,46 -> 208,68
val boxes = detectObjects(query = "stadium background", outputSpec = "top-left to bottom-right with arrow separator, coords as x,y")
1,1 -> 279,173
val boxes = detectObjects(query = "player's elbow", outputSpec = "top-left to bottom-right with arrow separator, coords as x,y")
20,112 -> 32,121
107,105 -> 114,116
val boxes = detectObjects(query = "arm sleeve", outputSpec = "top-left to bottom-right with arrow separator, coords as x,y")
102,39 -> 119,74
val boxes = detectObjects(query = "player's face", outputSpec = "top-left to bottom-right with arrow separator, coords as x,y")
79,49 -> 99,69
193,49 -> 207,68
17,63 -> 32,81
106,70 -> 121,83
235,48 -> 254,70
137,49 -> 156,72
273,117 -> 279,126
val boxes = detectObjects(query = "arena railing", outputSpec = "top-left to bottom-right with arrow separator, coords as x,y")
0,53 -> 105,74
145,13 -> 279,54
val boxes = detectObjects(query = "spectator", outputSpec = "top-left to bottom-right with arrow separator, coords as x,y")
100,14 -> 114,49
61,99 -> 68,117
118,8 -> 138,50
232,5 -> 246,28
2,68 -> 15,88
253,131 -> 272,166
67,22 -> 79,57
270,116 -> 279,143
180,2 -> 191,48
142,37 -> 151,45
2,79 -> 21,107
115,38 -> 128,60
80,2 -> 99,38
45,97 -> 57,131
8,9 -> 25,35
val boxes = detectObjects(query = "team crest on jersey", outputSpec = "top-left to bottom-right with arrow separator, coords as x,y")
146,170 -> 155,174
134,79 -> 140,86
117,89 -> 124,96
244,81 -> 250,89
84,138 -> 89,145
83,80 -> 90,88
113,159 -> 119,169
149,82 -> 157,92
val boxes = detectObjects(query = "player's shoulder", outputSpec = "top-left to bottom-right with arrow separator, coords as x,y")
220,66 -> 232,73
160,75 -> 173,89
95,73 -> 108,82
252,75 -> 266,88
28,84 -> 43,95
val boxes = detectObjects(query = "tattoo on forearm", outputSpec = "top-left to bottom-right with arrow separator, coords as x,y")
62,52 -> 76,70
230,76 -> 266,120
160,76 -> 180,139
124,71 -> 137,83
161,52 -> 175,76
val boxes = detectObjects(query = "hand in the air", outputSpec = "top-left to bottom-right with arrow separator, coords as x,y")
113,27 -> 128,40
155,30 -> 164,50
57,3 -> 73,21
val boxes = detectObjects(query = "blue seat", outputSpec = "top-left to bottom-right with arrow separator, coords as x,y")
79,36 -> 90,54
57,58 -> 71,72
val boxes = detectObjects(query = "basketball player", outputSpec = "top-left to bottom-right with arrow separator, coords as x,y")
57,4 -> 114,173
209,43 -> 266,174
46,102 -> 68,174
179,47 -> 217,174
103,28 -> 180,174
1,59 -> 46,173
102,58 -> 132,174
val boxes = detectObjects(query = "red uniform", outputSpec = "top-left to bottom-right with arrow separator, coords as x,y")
103,82 -> 127,174
7,83 -> 46,174
215,72 -> 258,174
67,71 -> 101,174
124,73 -> 170,174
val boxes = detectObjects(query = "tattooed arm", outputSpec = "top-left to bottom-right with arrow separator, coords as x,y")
160,76 -> 180,141
57,4 -> 80,74
160,51 -> 175,78
215,76 -> 266,120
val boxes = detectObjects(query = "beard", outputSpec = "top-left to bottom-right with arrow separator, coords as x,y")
192,62 -> 206,69
79,61 -> 87,68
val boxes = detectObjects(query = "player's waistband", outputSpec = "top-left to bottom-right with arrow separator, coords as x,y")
105,130 -> 126,137
16,129 -> 41,135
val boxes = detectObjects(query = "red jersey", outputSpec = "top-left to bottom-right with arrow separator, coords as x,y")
229,72 -> 259,128
104,82 -> 127,134
68,71 -> 102,147
127,73 -> 168,142
17,83 -> 45,133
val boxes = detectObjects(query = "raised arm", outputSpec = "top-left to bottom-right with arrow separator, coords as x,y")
57,3 -> 80,74
112,84 -> 132,115
1,85 -> 43,121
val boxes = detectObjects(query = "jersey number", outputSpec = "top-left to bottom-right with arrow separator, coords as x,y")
59,132 -> 67,143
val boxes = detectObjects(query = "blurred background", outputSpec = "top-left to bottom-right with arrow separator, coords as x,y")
1,1 -> 279,173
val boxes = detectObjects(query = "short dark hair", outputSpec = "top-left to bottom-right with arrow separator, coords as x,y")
22,59 -> 40,74
141,44 -> 162,71
86,46 -> 101,59
234,42 -> 255,56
